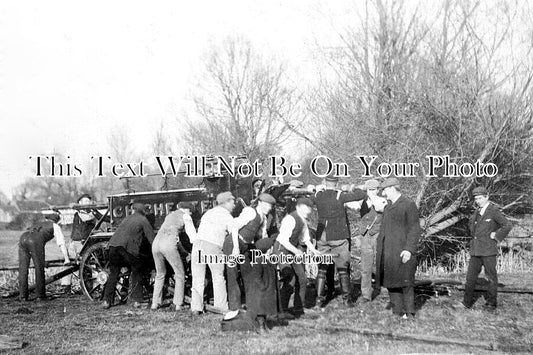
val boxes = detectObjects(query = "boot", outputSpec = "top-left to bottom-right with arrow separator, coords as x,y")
315,269 -> 327,308
338,269 -> 354,308
257,316 -> 269,334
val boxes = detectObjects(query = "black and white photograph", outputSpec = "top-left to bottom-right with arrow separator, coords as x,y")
0,0 -> 532,353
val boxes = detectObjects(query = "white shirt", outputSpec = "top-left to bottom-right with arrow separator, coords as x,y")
233,206 -> 267,239
53,223 -> 66,248
479,202 -> 490,216
276,212 -> 310,248
196,206 -> 234,248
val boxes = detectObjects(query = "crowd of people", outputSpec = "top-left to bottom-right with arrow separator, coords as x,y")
18,177 -> 512,332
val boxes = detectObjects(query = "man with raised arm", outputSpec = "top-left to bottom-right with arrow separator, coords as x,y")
276,197 -> 320,317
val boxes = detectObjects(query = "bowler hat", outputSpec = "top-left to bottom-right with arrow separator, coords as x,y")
296,197 -> 314,208
258,193 -> 276,205
216,191 -> 235,204
380,177 -> 400,189
364,179 -> 379,190
472,186 -> 488,196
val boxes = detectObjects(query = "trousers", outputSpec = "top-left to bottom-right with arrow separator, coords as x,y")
151,233 -> 185,307
279,250 -> 307,312
18,231 -> 47,299
360,233 -> 378,300
60,240 -> 83,287
103,246 -> 144,304
464,255 -> 498,307
190,240 -> 228,313
388,286 -> 415,315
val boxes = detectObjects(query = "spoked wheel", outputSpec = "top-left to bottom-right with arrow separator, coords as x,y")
80,241 -> 130,303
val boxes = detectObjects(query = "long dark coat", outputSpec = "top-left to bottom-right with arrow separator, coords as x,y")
244,259 -> 278,317
376,195 -> 421,288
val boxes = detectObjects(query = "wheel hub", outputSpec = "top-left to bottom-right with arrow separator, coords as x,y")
96,271 -> 109,285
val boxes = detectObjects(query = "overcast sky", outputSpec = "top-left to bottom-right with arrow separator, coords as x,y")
0,0 -> 358,198
0,1 -> 527,199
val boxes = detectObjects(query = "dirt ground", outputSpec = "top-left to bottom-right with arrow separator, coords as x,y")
1,273 -> 532,354
2,230 -> 533,354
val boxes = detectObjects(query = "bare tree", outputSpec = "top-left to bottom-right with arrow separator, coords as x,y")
182,36 -> 300,164
151,120 -> 175,156
296,0 -> 533,247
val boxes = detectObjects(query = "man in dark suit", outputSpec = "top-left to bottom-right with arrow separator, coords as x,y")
102,202 -> 155,309
376,177 -> 421,318
463,186 -> 512,310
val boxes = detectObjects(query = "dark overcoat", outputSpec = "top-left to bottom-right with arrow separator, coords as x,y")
468,203 -> 512,256
314,189 -> 366,241
108,213 -> 155,257
376,195 -> 421,288
245,259 -> 278,317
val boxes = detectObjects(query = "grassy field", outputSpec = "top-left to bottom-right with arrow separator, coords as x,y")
2,229 -> 533,354
0,273 -> 532,354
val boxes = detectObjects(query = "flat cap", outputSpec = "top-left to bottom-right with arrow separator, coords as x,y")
131,202 -> 147,214
216,191 -> 235,204
77,193 -> 93,204
364,179 -> 380,190
472,186 -> 488,196
296,197 -> 314,208
258,193 -> 276,205
255,238 -> 275,253
380,177 -> 400,189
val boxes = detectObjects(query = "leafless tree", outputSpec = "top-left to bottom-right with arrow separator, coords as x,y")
296,0 -> 532,247
182,36 -> 301,164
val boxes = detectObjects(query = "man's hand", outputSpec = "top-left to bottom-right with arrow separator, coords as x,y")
400,250 -> 411,264
490,232 -> 496,240
63,259 -> 71,265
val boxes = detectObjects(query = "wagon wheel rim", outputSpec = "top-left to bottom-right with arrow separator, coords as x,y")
80,242 -> 112,302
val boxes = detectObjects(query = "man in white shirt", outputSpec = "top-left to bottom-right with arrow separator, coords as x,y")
223,193 -> 276,311
190,192 -> 235,315
276,198 -> 320,317
18,214 -> 70,301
